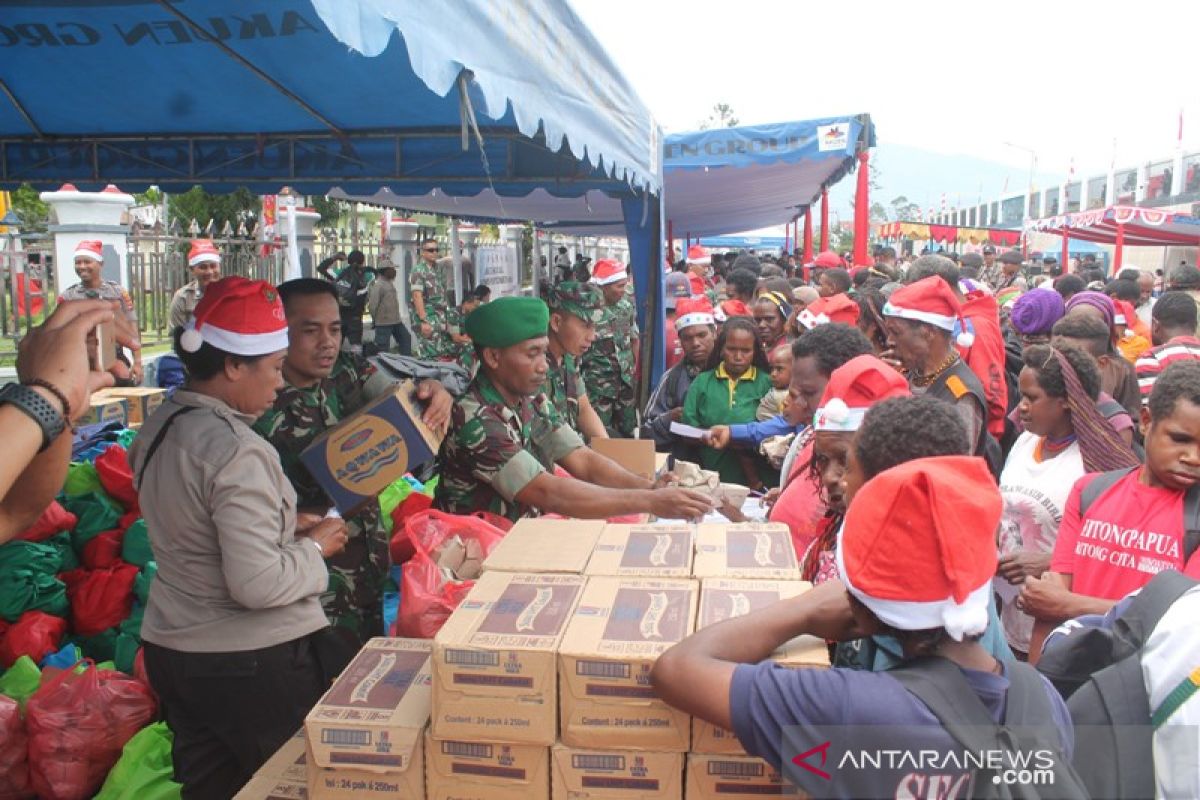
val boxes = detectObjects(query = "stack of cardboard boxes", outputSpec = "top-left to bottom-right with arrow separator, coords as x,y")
238,519 -> 828,799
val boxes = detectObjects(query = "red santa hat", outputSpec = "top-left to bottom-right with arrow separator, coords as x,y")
590,258 -> 627,286
686,244 -> 711,266
73,240 -> 103,262
675,297 -> 716,331
836,455 -> 1001,640
813,355 -> 909,432
179,276 -> 289,356
883,276 -> 974,347
796,293 -> 861,330
188,239 -> 221,267
813,250 -> 843,269
720,299 -> 752,318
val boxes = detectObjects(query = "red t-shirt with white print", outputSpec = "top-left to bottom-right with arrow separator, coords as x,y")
1051,468 -> 1200,600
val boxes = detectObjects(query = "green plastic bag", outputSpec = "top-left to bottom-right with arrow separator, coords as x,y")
45,533 -> 79,572
121,519 -> 154,568
119,604 -> 144,639
95,721 -> 181,800
0,654 -> 40,707
134,562 -> 156,605
378,478 -> 414,533
0,540 -> 63,579
63,462 -> 104,497
70,628 -> 118,663
113,632 -> 139,675
0,571 -> 68,622
62,492 -> 123,550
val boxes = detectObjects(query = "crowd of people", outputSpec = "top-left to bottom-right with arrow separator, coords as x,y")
4,232 -> 1199,797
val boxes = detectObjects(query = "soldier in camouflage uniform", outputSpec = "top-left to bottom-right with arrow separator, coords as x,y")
409,237 -> 454,359
581,259 -> 639,437
255,279 -> 452,649
546,281 -> 608,440
435,296 -> 714,523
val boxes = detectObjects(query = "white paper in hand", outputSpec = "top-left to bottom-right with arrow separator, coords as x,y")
324,507 -> 342,519
669,421 -> 709,439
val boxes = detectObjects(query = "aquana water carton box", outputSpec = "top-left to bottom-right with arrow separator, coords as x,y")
432,571 -> 585,745
558,576 -> 698,751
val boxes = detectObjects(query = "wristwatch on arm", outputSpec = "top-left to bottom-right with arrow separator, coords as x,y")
0,383 -> 66,452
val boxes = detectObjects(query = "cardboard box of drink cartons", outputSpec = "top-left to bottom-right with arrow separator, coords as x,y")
425,731 -> 549,800
558,576 -> 698,751
300,380 -> 444,515
591,437 -> 658,481
94,386 -> 166,425
691,579 -> 830,755
482,519 -> 606,574
551,744 -> 682,800
692,522 -> 800,580
82,393 -> 129,427
234,730 -> 307,800
304,638 -> 431,799
432,571 -> 585,745
685,753 -> 798,799
584,525 -> 694,578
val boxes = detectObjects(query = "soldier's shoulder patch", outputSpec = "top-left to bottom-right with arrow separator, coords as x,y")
945,374 -> 969,399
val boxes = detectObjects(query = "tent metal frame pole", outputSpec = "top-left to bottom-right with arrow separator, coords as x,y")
1114,222 -> 1125,272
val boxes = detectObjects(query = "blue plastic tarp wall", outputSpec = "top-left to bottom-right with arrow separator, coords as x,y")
0,0 -> 667,387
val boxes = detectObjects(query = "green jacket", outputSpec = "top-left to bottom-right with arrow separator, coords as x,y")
682,364 -> 772,485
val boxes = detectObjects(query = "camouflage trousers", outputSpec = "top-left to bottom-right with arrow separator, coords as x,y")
321,509 -> 390,650
586,373 -> 638,437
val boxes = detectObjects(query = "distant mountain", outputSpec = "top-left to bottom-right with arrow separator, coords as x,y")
828,142 -> 1060,221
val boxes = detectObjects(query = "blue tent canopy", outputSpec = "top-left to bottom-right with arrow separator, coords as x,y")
663,115 -> 873,238
0,0 -> 670,387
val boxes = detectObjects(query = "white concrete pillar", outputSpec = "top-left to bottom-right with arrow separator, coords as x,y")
387,218 -> 420,324
39,183 -> 134,294
278,205 -> 322,279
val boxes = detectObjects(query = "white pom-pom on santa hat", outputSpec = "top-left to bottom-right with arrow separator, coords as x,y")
941,597 -> 990,642
180,326 -> 204,353
821,397 -> 850,425
956,329 -> 975,348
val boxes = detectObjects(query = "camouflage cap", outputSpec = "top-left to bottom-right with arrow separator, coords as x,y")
548,280 -> 604,324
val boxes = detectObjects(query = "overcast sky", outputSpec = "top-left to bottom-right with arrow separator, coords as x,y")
572,0 -> 1200,182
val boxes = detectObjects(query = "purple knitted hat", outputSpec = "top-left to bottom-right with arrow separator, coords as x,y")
1064,291 -> 1116,330
1010,288 -> 1066,336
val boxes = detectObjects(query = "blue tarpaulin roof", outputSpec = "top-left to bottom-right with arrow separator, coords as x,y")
0,0 -> 670,387
0,0 -> 660,197
663,115 -> 873,238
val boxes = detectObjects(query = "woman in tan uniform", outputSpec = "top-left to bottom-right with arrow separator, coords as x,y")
130,277 -> 349,799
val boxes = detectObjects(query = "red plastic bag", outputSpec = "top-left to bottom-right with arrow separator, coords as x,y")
80,530 -> 124,570
59,565 -> 139,637
93,446 -> 138,512
16,502 -> 77,543
395,510 -> 507,639
0,612 -> 68,668
0,694 -> 31,799
26,662 -> 156,800
388,493 -> 434,564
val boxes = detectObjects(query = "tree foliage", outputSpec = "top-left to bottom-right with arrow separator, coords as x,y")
699,103 -> 739,130
167,186 -> 260,234
9,185 -> 50,231
309,195 -> 349,225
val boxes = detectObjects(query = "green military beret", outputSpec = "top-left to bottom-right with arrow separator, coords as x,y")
465,296 -> 550,348
548,281 -> 604,324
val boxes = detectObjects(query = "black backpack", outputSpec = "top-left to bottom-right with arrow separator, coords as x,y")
888,657 -> 1089,799
1036,570 -> 1199,800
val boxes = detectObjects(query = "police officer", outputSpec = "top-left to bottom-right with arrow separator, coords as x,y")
253,278 -> 452,649
131,277 -> 350,798
59,239 -> 143,384
581,259 -> 639,437
546,281 -> 608,441
435,296 -> 712,522
169,239 -> 222,330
